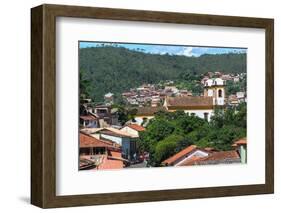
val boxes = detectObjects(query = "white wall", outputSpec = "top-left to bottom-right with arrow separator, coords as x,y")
184,109 -> 213,121
0,0 -> 280,212
121,126 -> 139,137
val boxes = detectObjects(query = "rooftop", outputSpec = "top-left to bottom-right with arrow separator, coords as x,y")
165,96 -> 213,109
162,145 -> 197,165
126,124 -> 146,132
80,114 -> 98,121
80,132 -> 116,148
180,150 -> 240,166
135,106 -> 167,116
232,138 -> 247,147
97,151 -> 124,170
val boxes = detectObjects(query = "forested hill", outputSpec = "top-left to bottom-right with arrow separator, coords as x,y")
79,46 -> 246,102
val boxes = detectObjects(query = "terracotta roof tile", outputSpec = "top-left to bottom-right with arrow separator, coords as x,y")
165,96 -> 213,109
233,138 -> 247,146
97,151 -> 124,170
135,106 -> 167,116
80,132 -> 115,148
80,114 -> 98,121
162,145 -> 197,165
127,124 -> 146,132
180,150 -> 240,166
101,128 -> 134,138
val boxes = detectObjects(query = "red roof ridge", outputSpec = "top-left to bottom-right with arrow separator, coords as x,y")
126,123 -> 146,131
162,145 -> 197,165
80,132 -> 118,148
232,137 -> 247,146
178,150 -> 240,166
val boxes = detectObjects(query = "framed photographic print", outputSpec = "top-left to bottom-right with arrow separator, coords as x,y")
31,4 -> 274,208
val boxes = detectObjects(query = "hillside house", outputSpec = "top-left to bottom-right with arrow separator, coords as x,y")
120,124 -> 146,138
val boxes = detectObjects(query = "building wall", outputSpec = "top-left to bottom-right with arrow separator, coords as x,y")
100,134 -> 132,159
174,150 -> 209,166
183,109 -> 214,121
100,133 -> 122,145
121,126 -> 139,137
240,145 -> 247,164
134,116 -> 154,126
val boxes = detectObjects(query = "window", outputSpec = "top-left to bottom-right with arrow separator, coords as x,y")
204,112 -> 209,121
218,89 -> 222,98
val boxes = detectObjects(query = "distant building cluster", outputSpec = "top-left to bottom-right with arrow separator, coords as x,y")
121,83 -> 192,108
200,71 -> 246,84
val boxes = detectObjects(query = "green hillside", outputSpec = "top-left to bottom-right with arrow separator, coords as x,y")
79,46 -> 246,103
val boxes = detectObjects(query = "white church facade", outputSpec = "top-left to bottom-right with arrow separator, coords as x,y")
163,78 -> 226,121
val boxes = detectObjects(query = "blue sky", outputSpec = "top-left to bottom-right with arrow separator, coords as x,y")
79,41 -> 246,57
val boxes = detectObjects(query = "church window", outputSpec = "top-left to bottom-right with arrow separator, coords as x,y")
204,112 -> 209,121
218,89 -> 222,98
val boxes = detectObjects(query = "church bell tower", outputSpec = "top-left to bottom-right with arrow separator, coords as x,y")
204,78 -> 225,106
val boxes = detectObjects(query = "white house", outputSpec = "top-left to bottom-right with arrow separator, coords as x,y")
162,145 -> 209,166
79,114 -> 99,128
120,124 -> 145,137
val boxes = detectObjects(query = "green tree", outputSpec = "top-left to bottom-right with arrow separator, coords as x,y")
154,134 -> 183,165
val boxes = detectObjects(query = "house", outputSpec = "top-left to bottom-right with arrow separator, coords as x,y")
163,96 -> 214,121
81,128 -> 138,160
179,150 -> 241,166
232,138 -> 247,163
164,86 -> 179,95
79,131 -> 120,155
201,76 -> 209,85
93,105 -> 112,126
233,77 -> 240,82
104,92 -> 114,105
162,145 -> 209,166
151,95 -> 161,107
79,114 -> 99,128
221,74 -> 232,81
236,91 -> 246,103
79,132 -> 124,170
228,95 -> 239,106
120,124 -> 145,137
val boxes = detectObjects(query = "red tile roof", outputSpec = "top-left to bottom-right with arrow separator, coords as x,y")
200,150 -> 240,161
232,138 -> 247,146
97,151 -> 124,170
162,145 -> 197,165
101,129 -> 132,138
127,124 -> 146,132
80,132 -> 115,148
80,114 -> 98,121
135,106 -> 167,116
180,150 -> 240,166
165,96 -> 213,109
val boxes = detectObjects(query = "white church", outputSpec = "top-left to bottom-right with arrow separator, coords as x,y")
163,78 -> 226,121
133,78 -> 226,125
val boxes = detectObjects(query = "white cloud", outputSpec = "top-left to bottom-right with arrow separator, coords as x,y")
181,47 -> 193,56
